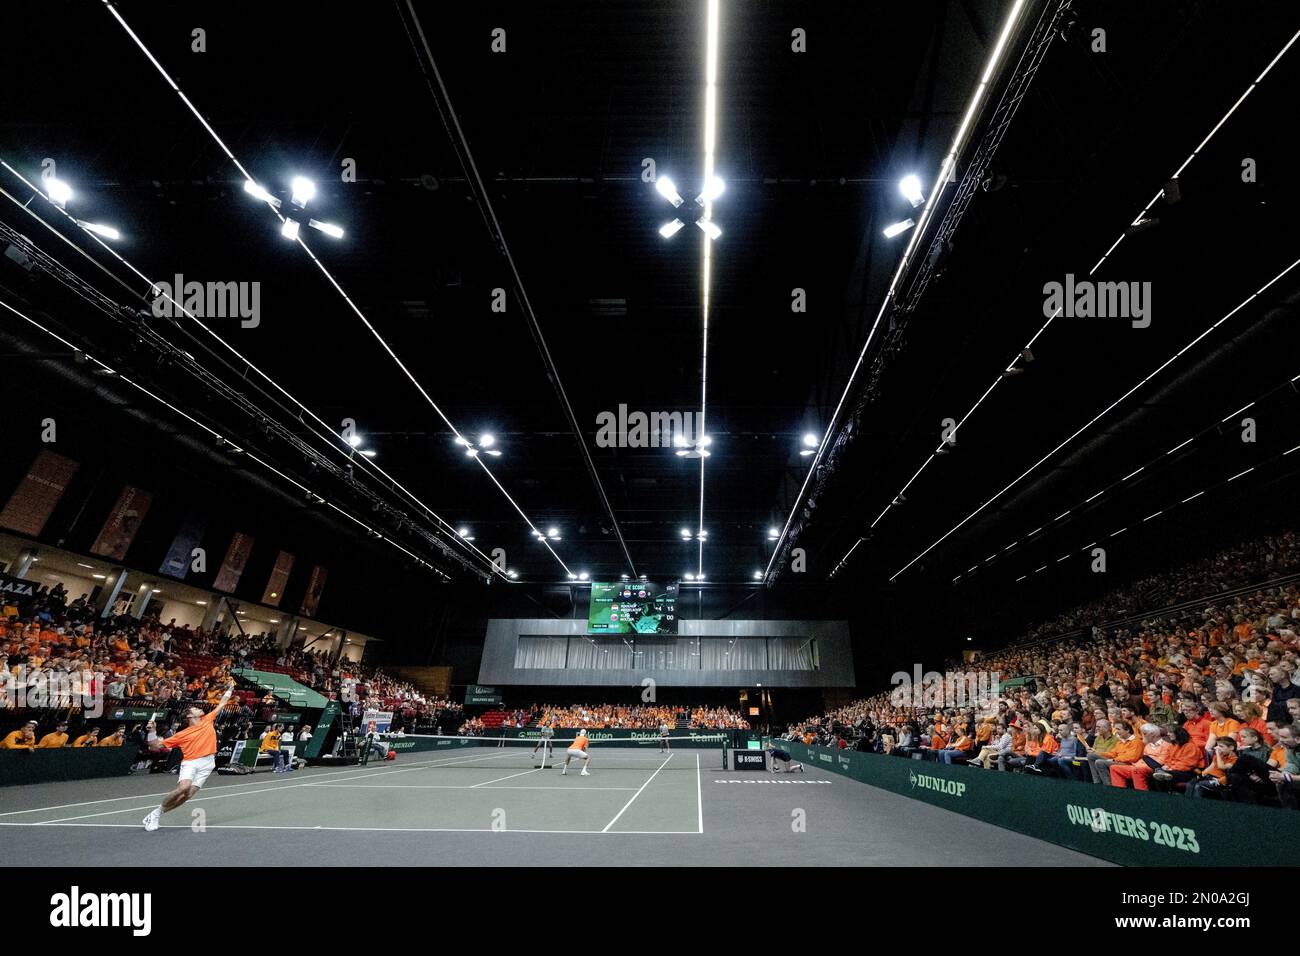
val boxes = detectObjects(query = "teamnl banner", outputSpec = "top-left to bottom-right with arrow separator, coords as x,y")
779,740 -> 1300,868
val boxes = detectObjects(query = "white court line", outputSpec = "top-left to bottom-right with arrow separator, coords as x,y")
0,750 -> 511,819
469,768 -> 542,788
696,753 -> 703,833
30,750 -> 524,825
0,821 -> 701,834
281,783 -> 638,791
601,753 -> 673,833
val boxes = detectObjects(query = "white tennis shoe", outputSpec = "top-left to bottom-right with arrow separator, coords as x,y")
142,807 -> 161,832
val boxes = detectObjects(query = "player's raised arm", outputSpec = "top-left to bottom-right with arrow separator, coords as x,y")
211,677 -> 235,717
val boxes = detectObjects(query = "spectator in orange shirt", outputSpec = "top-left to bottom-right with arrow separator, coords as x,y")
36,721 -> 70,748
1186,737 -> 1237,798
1179,700 -> 1211,750
1110,724 -> 1173,790
1,720 -> 38,750
72,727 -> 100,747
1204,702 -> 1240,757
1151,725 -> 1202,788
1233,701 -> 1272,745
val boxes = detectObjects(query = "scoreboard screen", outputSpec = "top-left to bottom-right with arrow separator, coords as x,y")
587,581 -> 678,635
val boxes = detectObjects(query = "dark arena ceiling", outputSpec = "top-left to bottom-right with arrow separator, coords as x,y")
1,0 -> 1297,632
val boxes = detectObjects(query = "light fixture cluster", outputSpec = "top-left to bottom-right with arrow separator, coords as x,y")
40,175 -> 122,241
455,433 -> 501,457
243,176 -> 345,241
655,175 -> 725,240
673,433 -> 713,458
883,174 -> 925,239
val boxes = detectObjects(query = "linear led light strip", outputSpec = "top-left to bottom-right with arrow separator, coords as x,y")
859,26 -> 1300,563
764,0 -> 1028,581
891,253 -> 1300,582
696,0 -> 719,578
1009,443 -> 1300,584
0,295 -> 443,578
103,1 -> 571,577
0,160 -> 509,582
950,370 -> 1299,583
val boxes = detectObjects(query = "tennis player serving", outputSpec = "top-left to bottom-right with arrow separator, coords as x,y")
142,678 -> 235,831
560,730 -> 591,776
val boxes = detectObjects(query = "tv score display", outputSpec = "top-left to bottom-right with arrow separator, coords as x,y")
587,580 -> 679,634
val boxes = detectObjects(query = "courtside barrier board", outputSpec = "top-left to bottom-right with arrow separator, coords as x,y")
0,747 -> 136,786
781,741 -> 1300,867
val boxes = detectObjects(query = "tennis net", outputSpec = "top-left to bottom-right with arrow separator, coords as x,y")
368,733 -> 731,769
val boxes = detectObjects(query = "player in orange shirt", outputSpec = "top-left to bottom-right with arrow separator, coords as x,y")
560,730 -> 591,776
142,678 -> 234,831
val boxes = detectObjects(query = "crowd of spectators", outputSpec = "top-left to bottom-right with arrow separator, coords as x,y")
1,580 -> 460,754
457,702 -> 750,733
784,532 -> 1300,809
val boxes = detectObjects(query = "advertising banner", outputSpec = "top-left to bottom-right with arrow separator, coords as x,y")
90,485 -> 153,560
0,450 -> 78,536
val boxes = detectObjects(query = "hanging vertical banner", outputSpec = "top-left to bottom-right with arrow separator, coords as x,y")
299,564 -> 328,616
261,550 -> 295,607
0,450 -> 79,536
89,485 -> 154,561
212,531 -> 255,593
159,512 -> 208,580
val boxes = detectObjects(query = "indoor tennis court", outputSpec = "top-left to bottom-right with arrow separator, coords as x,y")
0,744 -> 1106,867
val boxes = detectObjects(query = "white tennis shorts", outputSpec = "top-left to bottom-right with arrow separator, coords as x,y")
566,747 -> 589,760
178,754 -> 215,788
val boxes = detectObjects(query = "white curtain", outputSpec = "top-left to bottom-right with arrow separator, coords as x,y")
565,638 -> 635,670
637,637 -> 699,670
767,637 -> 815,671
699,638 -> 766,670
515,636 -> 568,669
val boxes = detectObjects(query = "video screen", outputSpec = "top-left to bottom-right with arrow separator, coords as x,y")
587,580 -> 678,634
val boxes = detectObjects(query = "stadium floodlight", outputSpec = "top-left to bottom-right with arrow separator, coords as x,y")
308,218 -> 344,239
45,177 -> 73,206
655,176 -> 684,207
345,432 -> 363,448
900,174 -> 925,207
547,527 -> 559,538
77,221 -> 121,241
654,175 -> 723,240
290,176 -> 316,206
280,219 -> 300,240
697,175 -> 725,203
243,180 -> 280,206
752,570 -> 762,580
684,573 -> 695,581
803,432 -> 819,447
883,218 -> 915,239
768,527 -> 780,540
457,434 -> 501,457
578,572 -> 590,581
508,570 -> 518,579
681,527 -> 692,538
